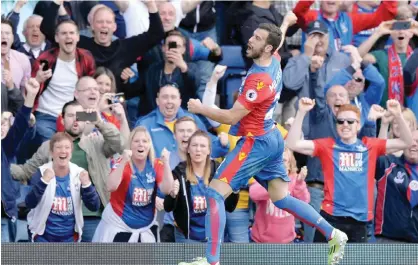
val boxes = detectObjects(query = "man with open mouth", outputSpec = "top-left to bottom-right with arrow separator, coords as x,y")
31,19 -> 95,153
293,0 -> 397,51
39,0 -> 164,96
1,17 -> 31,92
5,0 -> 51,65
359,16 -> 418,108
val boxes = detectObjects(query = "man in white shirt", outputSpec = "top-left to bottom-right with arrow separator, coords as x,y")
32,19 -> 95,144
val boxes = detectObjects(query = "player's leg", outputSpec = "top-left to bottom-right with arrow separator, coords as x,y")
179,137 -> 269,265
261,129 -> 347,265
267,178 -> 347,265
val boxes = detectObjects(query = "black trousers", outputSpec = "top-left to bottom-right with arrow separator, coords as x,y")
160,224 -> 175,243
314,210 -> 368,243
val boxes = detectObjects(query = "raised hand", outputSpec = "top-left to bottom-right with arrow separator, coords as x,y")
304,34 -> 320,57
297,166 -> 308,181
187,98 -> 203,114
120,67 -> 135,84
386,99 -> 402,117
218,132 -> 229,147
160,148 -> 170,165
170,179 -> 180,198
25,78 -> 41,97
122,149 -> 132,162
342,45 -> 362,66
155,197 -> 164,211
310,55 -> 324,72
211,65 -> 227,82
42,168 -> 55,183
201,37 -> 221,55
35,63 -> 52,83
79,170 -> 92,187
283,11 -> 298,27
2,69 -> 14,89
368,104 -> 385,121
298,97 -> 315,113
375,20 -> 395,37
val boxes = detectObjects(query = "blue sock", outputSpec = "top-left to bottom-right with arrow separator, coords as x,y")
205,188 -> 226,265
273,195 -> 334,240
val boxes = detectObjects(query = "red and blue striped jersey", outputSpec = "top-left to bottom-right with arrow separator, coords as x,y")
229,57 -> 282,137
313,137 -> 386,222
109,159 -> 164,229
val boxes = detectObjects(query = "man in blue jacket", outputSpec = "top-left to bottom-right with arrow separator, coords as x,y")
375,129 -> 418,243
324,45 -> 385,127
1,78 -> 40,242
135,84 -> 229,158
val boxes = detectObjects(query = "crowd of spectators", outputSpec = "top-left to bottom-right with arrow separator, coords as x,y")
1,0 -> 417,246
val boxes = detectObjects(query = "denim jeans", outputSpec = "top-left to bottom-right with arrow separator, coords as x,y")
1,217 -> 17,242
81,217 -> 101,242
34,111 -> 57,143
225,209 -> 250,243
303,186 -> 324,243
174,227 -> 204,243
126,97 -> 140,129
178,27 -> 217,100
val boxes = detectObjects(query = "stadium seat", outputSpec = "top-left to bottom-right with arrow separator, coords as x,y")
218,45 -> 247,109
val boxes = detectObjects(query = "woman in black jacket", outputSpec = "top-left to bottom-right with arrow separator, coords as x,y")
164,130 -> 238,243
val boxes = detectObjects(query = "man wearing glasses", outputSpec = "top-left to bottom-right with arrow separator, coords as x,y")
324,45 -> 385,127
286,97 -> 413,243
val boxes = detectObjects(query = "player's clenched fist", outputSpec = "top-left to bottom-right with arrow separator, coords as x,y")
188,98 -> 202,114
298,97 -> 315,113
386,100 -> 402,117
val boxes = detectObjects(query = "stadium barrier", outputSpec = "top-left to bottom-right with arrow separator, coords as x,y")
2,243 -> 418,265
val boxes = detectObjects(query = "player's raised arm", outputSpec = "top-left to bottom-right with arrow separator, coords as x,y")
286,98 -> 316,156
188,98 -> 250,126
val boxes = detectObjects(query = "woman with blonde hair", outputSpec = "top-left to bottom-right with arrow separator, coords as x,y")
379,107 -> 417,156
164,130 -> 238,243
250,147 -> 310,243
93,126 -> 173,242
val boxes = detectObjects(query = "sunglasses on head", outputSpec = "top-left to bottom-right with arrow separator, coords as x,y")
336,118 -> 358,125
353,77 -> 364,83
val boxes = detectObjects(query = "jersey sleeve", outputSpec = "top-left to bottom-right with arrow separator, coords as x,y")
154,159 -> 164,185
363,137 -> 387,157
312,138 -> 334,158
237,73 -> 274,111
110,157 -> 132,184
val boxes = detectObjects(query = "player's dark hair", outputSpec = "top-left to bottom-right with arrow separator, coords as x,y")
258,23 -> 282,55
62,100 -> 81,118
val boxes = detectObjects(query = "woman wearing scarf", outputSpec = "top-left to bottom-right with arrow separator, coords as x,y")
163,130 -> 238,243
93,126 -> 173,242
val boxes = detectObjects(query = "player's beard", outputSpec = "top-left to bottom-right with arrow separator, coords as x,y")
246,45 -> 264,60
